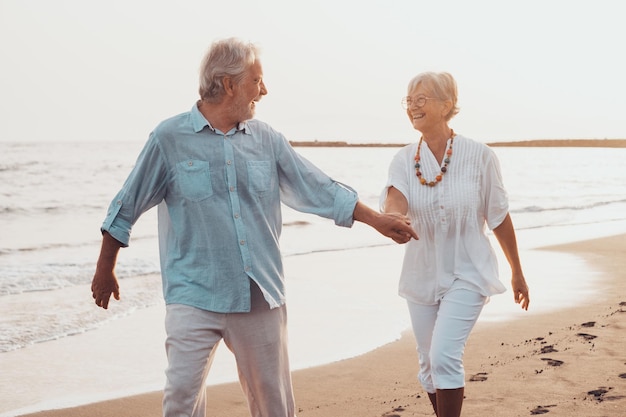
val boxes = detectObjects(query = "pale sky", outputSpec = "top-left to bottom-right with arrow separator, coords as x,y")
1,0 -> 625,144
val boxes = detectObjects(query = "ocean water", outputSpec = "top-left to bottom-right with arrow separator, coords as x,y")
1,141 -> 626,352
1,141 -> 626,414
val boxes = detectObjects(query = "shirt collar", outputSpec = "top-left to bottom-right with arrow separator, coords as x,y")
191,102 -> 251,135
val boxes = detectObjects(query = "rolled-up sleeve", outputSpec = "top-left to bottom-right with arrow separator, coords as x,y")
101,196 -> 132,246
101,135 -> 169,245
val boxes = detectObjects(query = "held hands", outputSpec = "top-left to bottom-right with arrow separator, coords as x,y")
511,272 -> 530,310
352,201 -> 417,244
375,212 -> 419,244
91,268 -> 120,309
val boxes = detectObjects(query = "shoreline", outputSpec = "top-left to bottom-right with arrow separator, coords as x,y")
289,138 -> 626,148
12,233 -> 626,417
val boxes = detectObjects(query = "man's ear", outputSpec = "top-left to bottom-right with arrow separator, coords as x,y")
223,76 -> 235,96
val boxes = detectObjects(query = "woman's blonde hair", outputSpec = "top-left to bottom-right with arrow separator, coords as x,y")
407,72 -> 460,121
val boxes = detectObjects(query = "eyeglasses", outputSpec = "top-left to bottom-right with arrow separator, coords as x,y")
401,96 -> 438,110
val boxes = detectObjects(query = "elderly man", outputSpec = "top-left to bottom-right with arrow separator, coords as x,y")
91,37 -> 417,417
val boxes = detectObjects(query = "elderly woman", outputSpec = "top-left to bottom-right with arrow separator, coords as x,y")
381,72 -> 530,417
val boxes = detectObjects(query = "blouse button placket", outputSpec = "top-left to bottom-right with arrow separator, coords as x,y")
438,185 -> 448,229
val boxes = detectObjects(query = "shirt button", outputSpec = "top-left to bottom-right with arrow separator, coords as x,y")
188,161 -> 193,166
226,160 -> 232,165
234,213 -> 240,219
245,266 -> 251,272
240,240 -> 245,245
117,200 -> 122,205
229,186 -> 235,192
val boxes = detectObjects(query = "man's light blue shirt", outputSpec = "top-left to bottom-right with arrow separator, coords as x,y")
102,103 -> 358,312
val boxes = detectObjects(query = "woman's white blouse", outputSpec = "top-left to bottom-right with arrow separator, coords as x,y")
381,135 -> 508,305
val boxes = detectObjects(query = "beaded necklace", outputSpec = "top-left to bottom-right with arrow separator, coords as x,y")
414,129 -> 455,186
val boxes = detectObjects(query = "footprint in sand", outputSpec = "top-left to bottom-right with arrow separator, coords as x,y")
382,406 -> 405,417
530,404 -> 556,414
576,333 -> 597,341
580,321 -> 595,327
469,372 -> 488,382
541,358 -> 564,366
587,387 -> 611,401
540,345 -> 558,354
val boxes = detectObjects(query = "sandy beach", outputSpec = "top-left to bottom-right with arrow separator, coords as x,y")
10,232 -> 625,417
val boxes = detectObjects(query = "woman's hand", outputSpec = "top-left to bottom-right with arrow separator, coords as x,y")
511,272 -> 530,310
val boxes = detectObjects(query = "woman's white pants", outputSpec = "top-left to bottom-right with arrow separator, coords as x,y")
407,287 -> 487,393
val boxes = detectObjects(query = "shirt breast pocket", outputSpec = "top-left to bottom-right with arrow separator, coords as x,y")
176,160 -> 214,202
247,160 -> 271,195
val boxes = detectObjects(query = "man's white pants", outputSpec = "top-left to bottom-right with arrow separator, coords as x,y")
163,287 -> 295,417
407,287 -> 487,393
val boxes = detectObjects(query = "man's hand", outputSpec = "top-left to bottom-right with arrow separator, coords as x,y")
92,231 -> 123,309
91,269 -> 120,309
